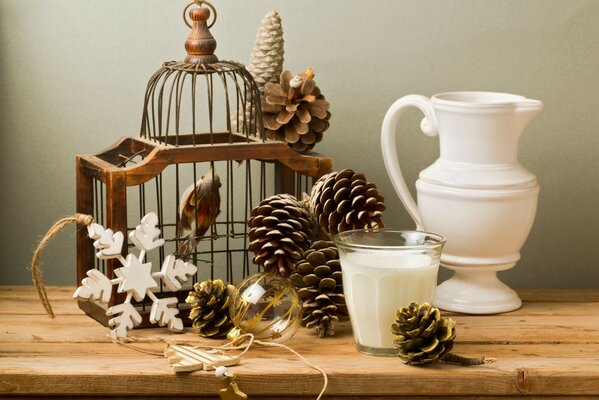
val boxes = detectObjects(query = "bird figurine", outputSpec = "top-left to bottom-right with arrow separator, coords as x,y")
177,166 -> 222,260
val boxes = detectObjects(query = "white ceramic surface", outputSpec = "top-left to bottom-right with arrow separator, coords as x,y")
380,91 -> 543,314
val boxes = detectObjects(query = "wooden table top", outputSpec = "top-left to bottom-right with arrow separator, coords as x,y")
1,286 -> 599,399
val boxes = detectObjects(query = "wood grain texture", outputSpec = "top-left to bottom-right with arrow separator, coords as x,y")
87,136 -> 334,186
1,286 -> 598,398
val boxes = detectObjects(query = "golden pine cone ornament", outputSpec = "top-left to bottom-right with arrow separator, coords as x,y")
262,68 -> 331,153
290,240 -> 349,337
185,279 -> 236,338
248,194 -> 316,276
308,168 -> 385,236
392,302 -> 456,365
392,302 -> 497,366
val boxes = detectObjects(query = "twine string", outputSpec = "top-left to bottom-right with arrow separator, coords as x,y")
29,213 -> 94,318
213,334 -> 327,399
116,333 -> 328,400
254,337 -> 328,400
114,336 -> 167,357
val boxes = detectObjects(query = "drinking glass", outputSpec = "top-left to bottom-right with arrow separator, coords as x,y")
334,229 -> 445,356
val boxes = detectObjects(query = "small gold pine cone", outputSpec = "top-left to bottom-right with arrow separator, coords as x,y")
262,68 -> 331,153
308,168 -> 385,236
391,302 -> 456,365
248,194 -> 316,276
185,279 -> 236,338
289,240 -> 349,337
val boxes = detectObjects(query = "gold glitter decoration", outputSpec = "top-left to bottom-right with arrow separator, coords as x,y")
228,272 -> 302,343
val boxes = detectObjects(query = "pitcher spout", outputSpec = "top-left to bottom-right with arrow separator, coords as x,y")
515,98 -> 543,128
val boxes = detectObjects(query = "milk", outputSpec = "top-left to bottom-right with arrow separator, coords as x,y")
340,251 -> 439,351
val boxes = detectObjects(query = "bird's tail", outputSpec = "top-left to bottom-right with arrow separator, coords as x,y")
177,237 -> 196,261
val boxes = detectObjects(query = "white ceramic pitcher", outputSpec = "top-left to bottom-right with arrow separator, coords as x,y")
381,91 -> 543,314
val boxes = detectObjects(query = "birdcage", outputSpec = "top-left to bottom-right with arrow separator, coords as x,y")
75,0 -> 332,327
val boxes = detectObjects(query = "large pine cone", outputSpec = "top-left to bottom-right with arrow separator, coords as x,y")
248,194 -> 316,276
262,68 -> 331,153
186,279 -> 236,338
391,302 -> 456,365
290,240 -> 349,337
308,168 -> 385,236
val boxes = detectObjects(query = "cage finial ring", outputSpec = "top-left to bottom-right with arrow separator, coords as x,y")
183,0 -> 217,29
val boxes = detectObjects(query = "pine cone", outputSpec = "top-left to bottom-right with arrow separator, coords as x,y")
290,240 -> 349,337
186,279 -> 236,338
248,194 -> 316,276
232,11 -> 284,133
391,302 -> 456,365
308,168 -> 385,236
247,11 -> 284,94
262,68 -> 331,153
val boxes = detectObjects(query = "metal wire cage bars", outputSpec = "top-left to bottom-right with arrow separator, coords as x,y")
140,60 -> 265,146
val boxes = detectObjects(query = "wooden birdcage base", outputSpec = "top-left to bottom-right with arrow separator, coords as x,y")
76,133 -> 332,328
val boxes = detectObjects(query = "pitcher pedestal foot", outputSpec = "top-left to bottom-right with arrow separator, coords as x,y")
434,265 -> 521,314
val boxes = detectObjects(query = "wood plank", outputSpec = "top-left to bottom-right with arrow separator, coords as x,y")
3,342 -> 598,359
2,312 -> 598,344
452,314 -> 599,344
6,286 -> 599,300
0,356 -> 520,395
443,300 -> 599,317
1,397 -> 597,400
4,286 -> 599,303
0,286 -> 75,299
517,288 -> 599,302
2,355 -> 599,396
0,287 -> 81,315
0,297 -> 82,315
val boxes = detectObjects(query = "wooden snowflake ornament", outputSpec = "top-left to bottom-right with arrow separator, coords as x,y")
73,212 -> 198,339
165,345 -> 241,373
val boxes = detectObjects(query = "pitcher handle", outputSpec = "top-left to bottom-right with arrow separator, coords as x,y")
381,95 -> 438,231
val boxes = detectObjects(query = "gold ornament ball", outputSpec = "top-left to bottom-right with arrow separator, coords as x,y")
229,272 -> 302,343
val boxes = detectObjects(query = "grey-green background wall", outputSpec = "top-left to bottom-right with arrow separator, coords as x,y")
1,0 -> 598,287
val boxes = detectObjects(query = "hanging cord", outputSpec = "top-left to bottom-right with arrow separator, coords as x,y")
200,334 -> 328,399
29,213 -> 94,318
113,336 -> 167,357
114,333 -> 328,400
254,337 -> 328,400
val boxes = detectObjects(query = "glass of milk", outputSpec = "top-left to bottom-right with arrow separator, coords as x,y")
334,229 -> 445,356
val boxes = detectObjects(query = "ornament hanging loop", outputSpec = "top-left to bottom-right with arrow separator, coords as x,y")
183,0 -> 217,29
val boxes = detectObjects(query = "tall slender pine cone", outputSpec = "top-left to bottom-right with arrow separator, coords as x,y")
247,11 -> 284,94
289,240 -> 349,337
185,279 -> 236,338
248,194 -> 316,276
391,302 -> 456,365
262,68 -> 331,153
308,168 -> 385,236
231,11 -> 284,133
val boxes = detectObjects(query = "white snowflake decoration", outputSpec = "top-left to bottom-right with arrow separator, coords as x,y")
73,212 -> 197,339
